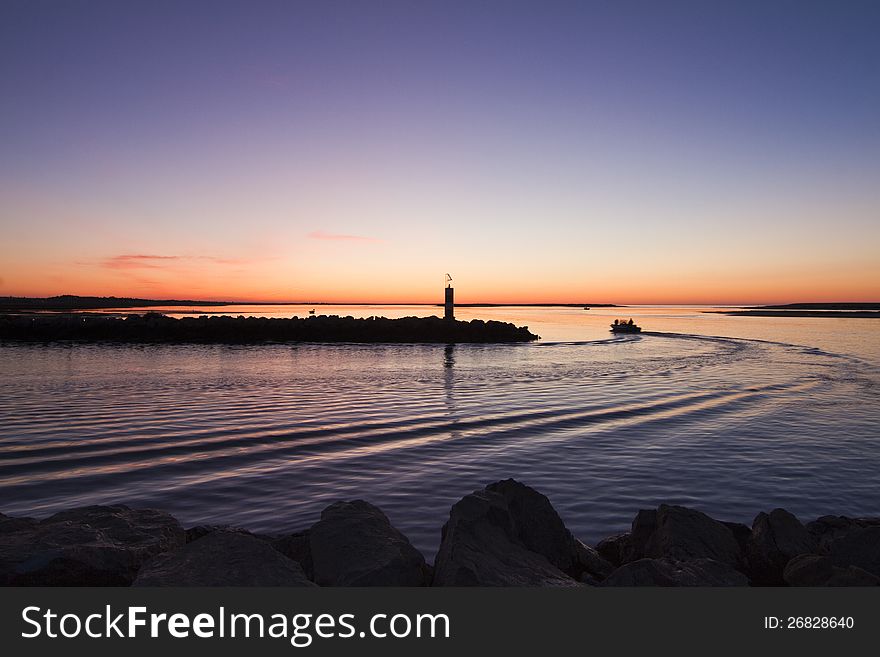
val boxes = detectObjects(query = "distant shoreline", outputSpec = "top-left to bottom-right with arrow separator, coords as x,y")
0,295 -> 620,311
712,310 -> 880,318
751,303 -> 880,311
5,296 -> 879,313
0,296 -> 227,311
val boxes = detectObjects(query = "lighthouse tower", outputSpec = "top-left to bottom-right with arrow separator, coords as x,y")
444,273 -> 454,321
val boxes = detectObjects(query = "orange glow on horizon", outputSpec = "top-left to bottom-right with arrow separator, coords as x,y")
2,233 -> 878,307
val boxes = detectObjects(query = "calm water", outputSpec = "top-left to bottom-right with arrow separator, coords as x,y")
1,306 -> 879,558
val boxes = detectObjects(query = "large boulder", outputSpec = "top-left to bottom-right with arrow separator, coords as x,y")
722,521 -> 753,555
602,558 -> 748,587
432,479 -> 608,586
133,531 -> 314,586
825,566 -> 880,586
826,526 -> 880,576
0,505 -> 185,585
573,540 -> 614,582
596,533 -> 633,568
783,555 -> 834,586
185,524 -> 242,543
308,501 -> 430,586
783,554 -> 880,587
747,509 -> 817,585
629,510 -> 658,560
806,516 -> 880,553
0,512 -> 37,534
487,479 -> 611,580
637,505 -> 743,569
273,530 -> 313,579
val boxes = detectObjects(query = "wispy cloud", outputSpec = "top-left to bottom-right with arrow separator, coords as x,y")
259,73 -> 291,90
307,230 -> 381,243
97,254 -> 251,270
101,255 -> 182,270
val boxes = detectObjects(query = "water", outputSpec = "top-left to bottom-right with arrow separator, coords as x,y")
1,306 -> 878,558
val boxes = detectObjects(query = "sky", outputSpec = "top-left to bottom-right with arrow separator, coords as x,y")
1,0 -> 878,304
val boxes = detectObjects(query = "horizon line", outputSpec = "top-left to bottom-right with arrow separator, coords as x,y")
3,294 -> 879,307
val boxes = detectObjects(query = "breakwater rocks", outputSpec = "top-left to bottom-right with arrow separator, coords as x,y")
0,313 -> 539,344
2,480 -> 878,586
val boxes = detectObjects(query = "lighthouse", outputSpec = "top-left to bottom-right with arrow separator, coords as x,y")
444,273 -> 454,321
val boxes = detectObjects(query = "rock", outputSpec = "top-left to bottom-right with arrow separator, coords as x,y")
0,512 -> 37,534
784,553 -> 880,587
0,505 -> 185,585
273,530 -> 313,579
825,565 -> 880,587
629,509 -> 658,561
133,531 -> 314,586
486,479 -> 611,580
308,501 -> 429,586
432,480 -> 611,585
602,558 -> 748,587
783,554 -> 834,586
604,514 -> 751,570
573,539 -> 614,580
747,509 -> 817,585
806,516 -> 880,553
641,505 -> 743,569
432,480 -> 584,586
484,479 -> 577,568
722,521 -> 753,555
596,533 -> 633,567
827,526 -> 880,576
185,524 -> 255,543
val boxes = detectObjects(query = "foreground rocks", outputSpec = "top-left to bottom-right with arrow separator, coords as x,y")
304,500 -> 430,586
0,505 -> 184,585
2,481 -> 878,586
133,531 -> 313,587
638,505 -> 744,568
432,479 -> 610,586
782,554 -> 880,587
747,509 -> 817,585
602,558 -> 748,587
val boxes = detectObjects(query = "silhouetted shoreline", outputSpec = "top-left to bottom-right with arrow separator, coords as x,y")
0,295 -> 620,311
713,310 -> 880,318
753,303 -> 880,311
0,312 -> 539,343
0,295 -> 228,310
434,303 -> 620,308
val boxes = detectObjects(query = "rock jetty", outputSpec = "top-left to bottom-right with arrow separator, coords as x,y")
2,480 -> 878,586
0,313 -> 539,343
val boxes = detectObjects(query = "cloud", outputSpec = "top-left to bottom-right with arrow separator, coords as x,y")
307,230 -> 381,243
259,73 -> 291,89
101,255 -> 183,270
98,254 -> 252,270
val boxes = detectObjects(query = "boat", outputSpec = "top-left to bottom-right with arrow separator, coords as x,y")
583,306 -> 590,310
308,309 -> 316,315
610,318 -> 641,333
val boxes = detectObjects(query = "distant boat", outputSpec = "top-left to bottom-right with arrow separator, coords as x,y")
308,309 -> 316,315
611,318 -> 641,333
583,306 -> 590,310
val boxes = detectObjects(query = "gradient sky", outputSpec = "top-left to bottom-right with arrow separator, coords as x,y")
1,0 -> 878,304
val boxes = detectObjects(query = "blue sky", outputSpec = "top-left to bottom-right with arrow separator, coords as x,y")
1,0 -> 878,302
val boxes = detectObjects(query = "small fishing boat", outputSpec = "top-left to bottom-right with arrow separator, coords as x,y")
308,309 -> 316,315
583,306 -> 590,310
610,318 -> 641,333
